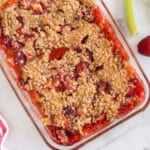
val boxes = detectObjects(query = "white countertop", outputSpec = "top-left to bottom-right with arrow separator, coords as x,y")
0,0 -> 150,150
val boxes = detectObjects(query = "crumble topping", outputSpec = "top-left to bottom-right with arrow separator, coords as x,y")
0,0 -> 144,144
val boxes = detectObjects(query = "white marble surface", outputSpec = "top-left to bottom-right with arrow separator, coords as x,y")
0,0 -> 150,150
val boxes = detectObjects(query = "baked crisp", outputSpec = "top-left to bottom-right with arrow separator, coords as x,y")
0,0 -> 144,145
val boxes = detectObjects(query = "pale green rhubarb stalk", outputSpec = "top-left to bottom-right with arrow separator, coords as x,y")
125,0 -> 138,35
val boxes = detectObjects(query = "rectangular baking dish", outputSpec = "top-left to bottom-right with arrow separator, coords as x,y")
0,0 -> 150,149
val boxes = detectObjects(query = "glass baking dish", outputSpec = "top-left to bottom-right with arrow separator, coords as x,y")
0,0 -> 150,149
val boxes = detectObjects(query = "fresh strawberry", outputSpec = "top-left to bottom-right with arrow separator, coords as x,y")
138,36 -> 150,56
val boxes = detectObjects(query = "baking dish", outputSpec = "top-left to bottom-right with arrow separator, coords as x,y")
0,0 -> 150,149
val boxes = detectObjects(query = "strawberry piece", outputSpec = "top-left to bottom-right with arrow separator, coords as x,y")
56,79 -> 71,92
93,7 -> 104,25
96,80 -> 110,94
56,81 -> 65,92
75,61 -> 89,73
23,33 -> 34,40
0,35 -> 11,48
29,90 -> 40,99
118,104 -> 133,115
56,129 -> 69,144
126,87 -> 136,97
14,51 -> 26,65
0,0 -> 18,9
138,36 -> 150,56
134,78 -> 145,99
126,78 -> 144,98
16,16 -> 23,24
65,132 -> 81,145
62,80 -> 70,90
63,105 -> 77,117
49,47 -> 69,61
